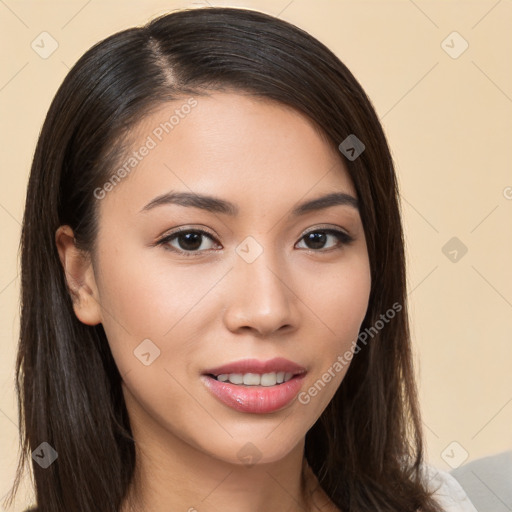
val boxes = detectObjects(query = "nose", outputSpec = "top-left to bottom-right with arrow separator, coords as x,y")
222,246 -> 299,337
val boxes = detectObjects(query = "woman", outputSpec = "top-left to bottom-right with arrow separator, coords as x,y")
7,6 -> 476,512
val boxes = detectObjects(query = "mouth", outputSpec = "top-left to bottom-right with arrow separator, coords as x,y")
200,357 -> 307,414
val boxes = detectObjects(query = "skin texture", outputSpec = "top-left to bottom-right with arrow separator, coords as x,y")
56,92 -> 372,512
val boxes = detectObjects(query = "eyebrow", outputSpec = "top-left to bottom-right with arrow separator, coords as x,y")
140,190 -> 359,216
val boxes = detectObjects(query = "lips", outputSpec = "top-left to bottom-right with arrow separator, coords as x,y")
201,357 -> 308,413
202,357 -> 307,377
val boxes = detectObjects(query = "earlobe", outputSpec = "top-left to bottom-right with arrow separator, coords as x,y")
55,225 -> 103,326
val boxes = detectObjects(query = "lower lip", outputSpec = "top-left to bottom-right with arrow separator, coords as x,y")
201,373 -> 307,414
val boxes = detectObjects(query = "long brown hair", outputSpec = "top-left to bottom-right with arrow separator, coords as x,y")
7,7 -> 443,511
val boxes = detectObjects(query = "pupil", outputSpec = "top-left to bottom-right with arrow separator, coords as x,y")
306,232 -> 326,249
179,233 -> 202,251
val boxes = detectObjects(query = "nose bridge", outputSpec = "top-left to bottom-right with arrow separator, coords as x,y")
238,234 -> 289,303
224,234 -> 295,334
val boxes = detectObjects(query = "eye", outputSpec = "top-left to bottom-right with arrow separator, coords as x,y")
296,228 -> 354,251
157,228 -> 219,257
156,226 -> 355,257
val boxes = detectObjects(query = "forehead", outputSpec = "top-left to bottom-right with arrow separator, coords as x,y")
98,92 -> 357,218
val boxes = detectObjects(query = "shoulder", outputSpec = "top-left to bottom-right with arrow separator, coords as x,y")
449,450 -> 512,512
421,463 -> 478,512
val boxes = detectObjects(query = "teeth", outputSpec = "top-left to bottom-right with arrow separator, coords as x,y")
260,373 -> 276,386
215,371 -> 295,386
243,373 -> 261,385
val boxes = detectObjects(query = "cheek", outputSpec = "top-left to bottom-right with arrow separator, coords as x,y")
94,247 -> 218,442
95,238 -> 216,337
307,251 -> 371,344
296,254 -> 371,411
93,237 -> 231,386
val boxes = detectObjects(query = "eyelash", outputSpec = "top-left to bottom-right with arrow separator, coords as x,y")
155,226 -> 355,257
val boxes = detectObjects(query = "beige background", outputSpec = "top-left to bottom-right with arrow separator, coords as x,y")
1,0 -> 511,509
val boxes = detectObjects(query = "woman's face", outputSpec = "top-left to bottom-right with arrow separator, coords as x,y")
82,92 -> 371,464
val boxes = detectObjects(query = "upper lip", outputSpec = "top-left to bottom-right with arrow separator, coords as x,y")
202,357 -> 307,376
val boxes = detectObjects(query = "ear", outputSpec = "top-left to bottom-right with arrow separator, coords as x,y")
55,225 -> 103,326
